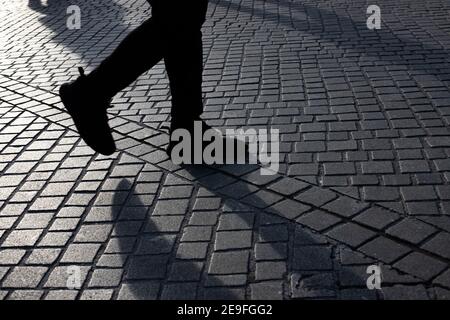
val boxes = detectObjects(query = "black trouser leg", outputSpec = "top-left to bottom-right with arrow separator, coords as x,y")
87,18 -> 165,99
164,28 -> 204,128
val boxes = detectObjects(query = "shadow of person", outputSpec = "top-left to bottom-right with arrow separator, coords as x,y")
28,0 -> 46,12
27,0 -> 131,69
210,0 -> 450,80
112,167 -> 377,300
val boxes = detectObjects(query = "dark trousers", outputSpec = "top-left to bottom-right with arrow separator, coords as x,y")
88,0 -> 209,127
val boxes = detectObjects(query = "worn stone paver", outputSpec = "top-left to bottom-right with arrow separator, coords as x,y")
1,0 -> 450,300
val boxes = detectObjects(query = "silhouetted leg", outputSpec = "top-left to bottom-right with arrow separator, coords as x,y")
87,17 -> 165,99
164,28 -> 204,129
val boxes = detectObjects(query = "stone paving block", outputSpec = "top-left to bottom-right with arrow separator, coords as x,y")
208,251 -> 250,275
326,223 -> 376,248
97,254 -> 127,268
193,197 -> 221,211
136,234 -> 176,255
421,233 -> 450,259
433,269 -> 450,288
29,197 -> 64,211
338,265 -> 368,287
105,237 -> 136,254
152,199 -> 189,216
241,190 -> 283,209
0,249 -> 26,265
111,221 -> 142,236
41,182 -> 75,197
295,186 -> 337,207
181,226 -> 213,242
267,178 -> 310,196
202,288 -> 246,300
217,213 -> 254,231
288,163 -> 319,176
89,269 -> 124,288
0,217 -> 17,230
159,186 -> 194,199
74,224 -> 113,243
293,246 -> 333,271
214,230 -> 252,251
296,209 -> 341,232
8,290 -> 44,300
254,242 -> 287,261
61,244 -> 101,263
2,229 -> 43,247
25,249 -> 61,265
49,218 -> 80,231
219,180 -> 259,199
400,186 -> 438,201
250,281 -> 283,300
189,211 -> 219,226
359,237 -> 411,263
399,160 -> 431,173
382,285 -> 430,300
386,218 -> 437,244
258,224 -> 288,243
205,274 -> 247,287
353,207 -> 400,230
45,290 -> 79,300
117,281 -> 160,300
394,252 -> 447,281
144,215 -> 185,233
168,261 -> 203,282
161,282 -> 197,300
266,199 -> 311,220
127,255 -> 169,280
38,232 -> 72,247
323,162 -> 356,175
0,203 -> 27,216
80,289 -> 114,300
340,288 -> 377,300
94,192 -> 128,206
363,186 -> 400,202
290,273 -> 336,299
361,161 -> 394,174
0,267 -> 8,282
255,261 -> 286,281
176,242 -> 209,260
57,207 -> 85,218
2,266 -> 47,288
406,201 -> 440,215
322,197 -> 369,218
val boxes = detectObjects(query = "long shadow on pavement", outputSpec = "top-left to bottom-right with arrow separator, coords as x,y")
112,166 -> 374,300
27,0 -> 138,69
210,0 -> 450,79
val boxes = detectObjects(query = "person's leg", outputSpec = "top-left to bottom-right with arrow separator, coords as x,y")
161,0 -> 208,130
87,17 -> 166,99
164,29 -> 204,130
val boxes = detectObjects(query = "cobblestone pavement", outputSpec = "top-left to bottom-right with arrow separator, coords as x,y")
0,0 -> 450,300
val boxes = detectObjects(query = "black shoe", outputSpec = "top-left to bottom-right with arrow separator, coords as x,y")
59,67 -> 116,156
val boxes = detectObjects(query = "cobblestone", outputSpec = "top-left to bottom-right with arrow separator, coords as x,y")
0,0 -> 449,300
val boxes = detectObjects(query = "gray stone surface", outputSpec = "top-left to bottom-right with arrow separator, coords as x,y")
0,0 -> 449,300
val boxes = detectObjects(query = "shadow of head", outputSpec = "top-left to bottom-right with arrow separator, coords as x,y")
111,165 -> 375,300
27,0 -> 130,63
